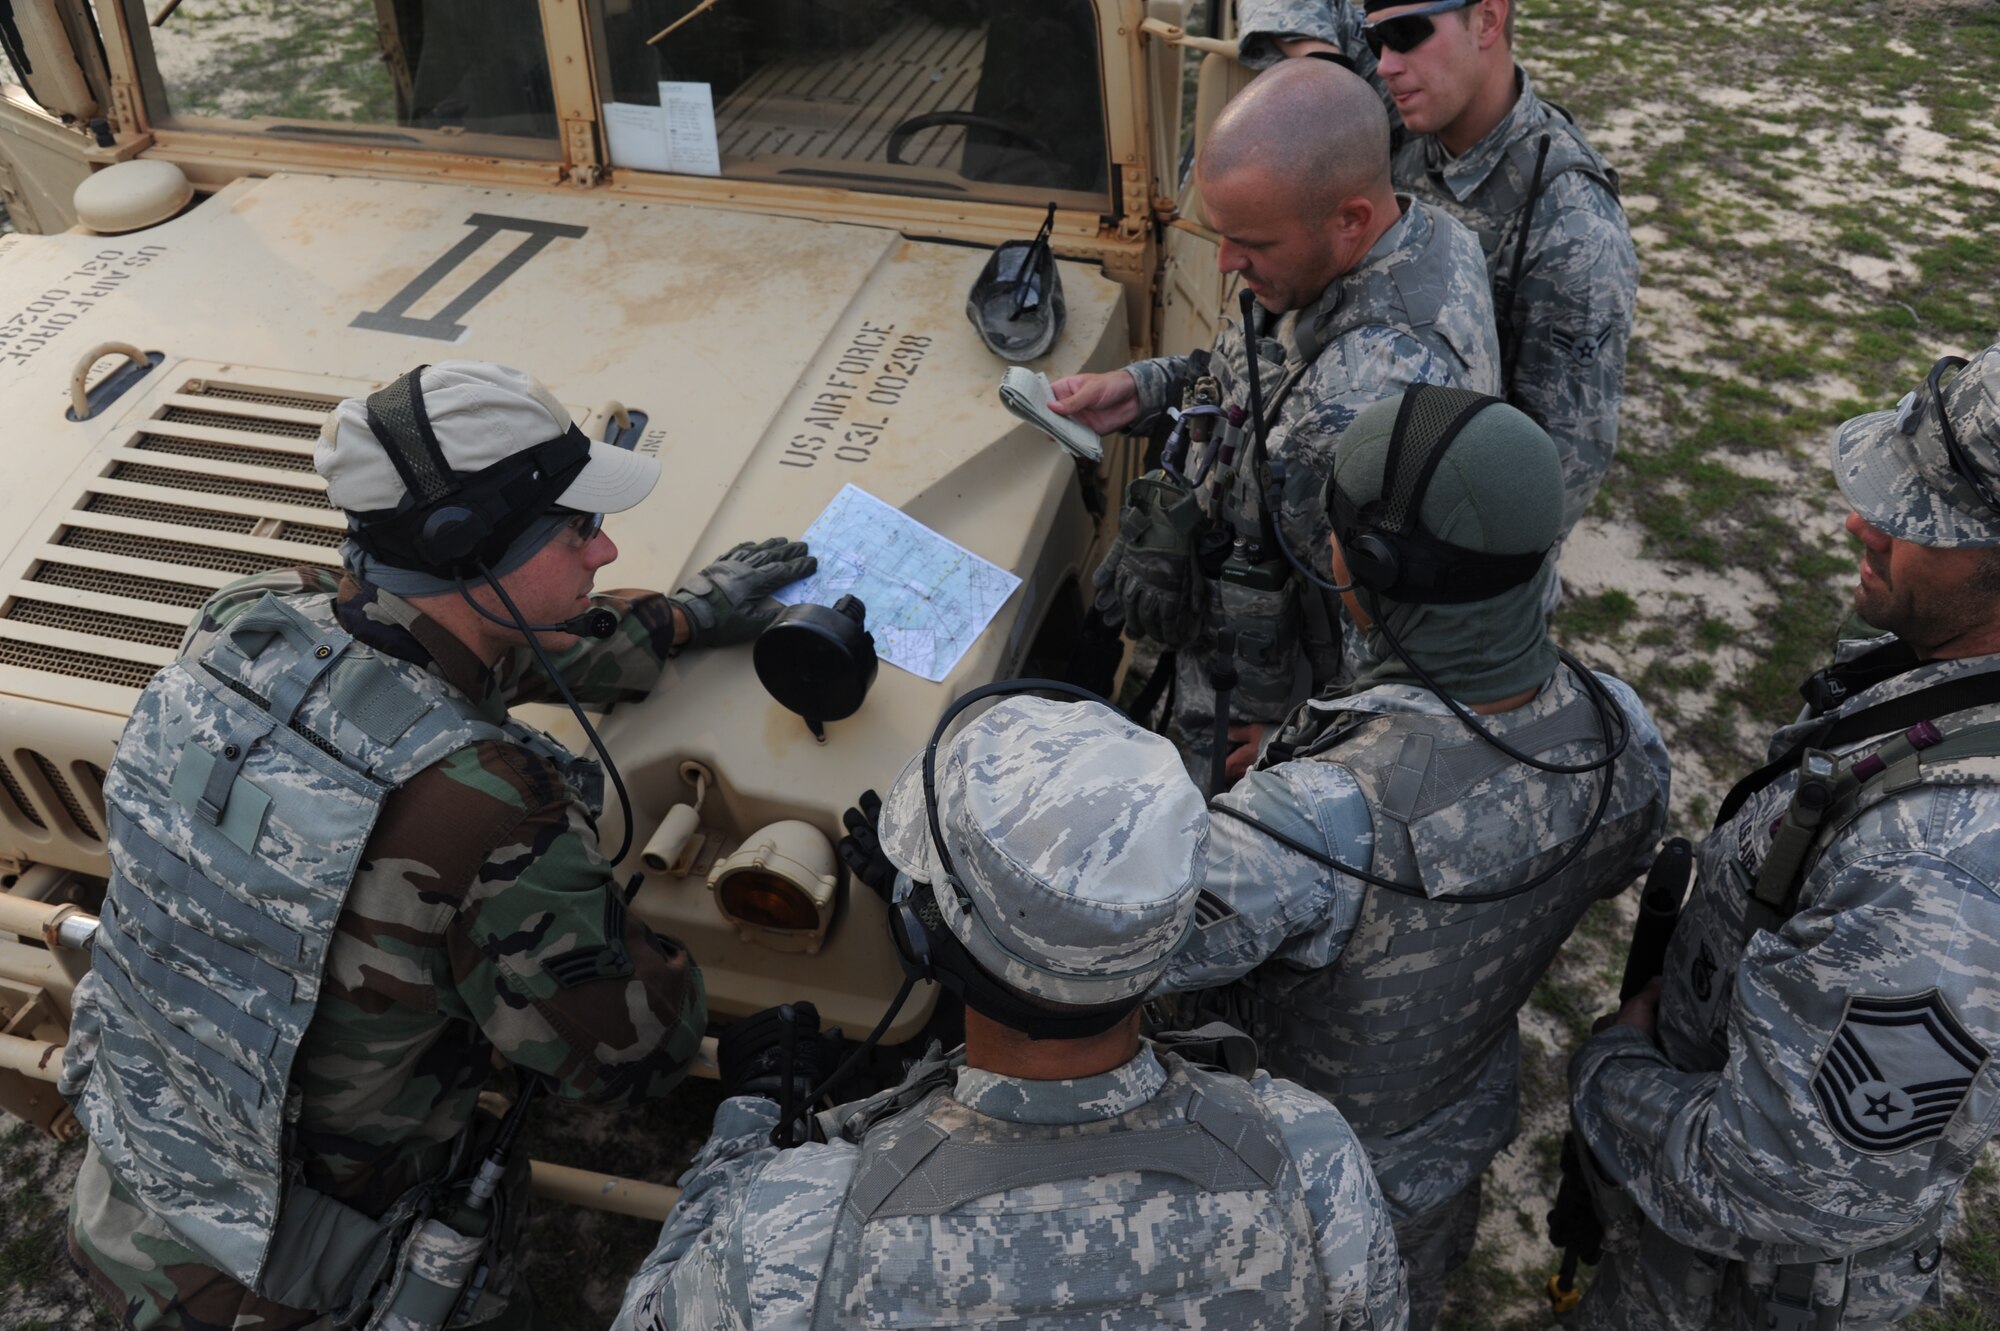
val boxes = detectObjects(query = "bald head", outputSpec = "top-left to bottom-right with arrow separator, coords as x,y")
1198,60 -> 1393,221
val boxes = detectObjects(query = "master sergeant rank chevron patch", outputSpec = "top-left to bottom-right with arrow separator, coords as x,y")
1812,991 -> 1988,1154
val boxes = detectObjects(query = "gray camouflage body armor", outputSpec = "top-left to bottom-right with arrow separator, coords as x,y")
1395,106 -> 1619,388
809,1052 -> 1325,1329
1178,200 -> 1494,729
1245,674 -> 1659,1136
60,591 -> 575,1318
1636,685 -> 2000,1329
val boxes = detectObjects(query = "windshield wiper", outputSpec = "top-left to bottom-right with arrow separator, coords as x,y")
647,0 -> 731,46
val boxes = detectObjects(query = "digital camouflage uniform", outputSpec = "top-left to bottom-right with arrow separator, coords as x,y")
1121,198 -> 1499,771
65,567 -> 707,1330
614,1044 -> 1407,1331
1159,674 -> 1669,1330
1570,346 -> 2000,1329
1570,646 -> 2000,1329
1240,2 -> 1638,539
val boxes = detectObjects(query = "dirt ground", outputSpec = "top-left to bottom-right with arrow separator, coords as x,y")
4,0 -> 2000,1328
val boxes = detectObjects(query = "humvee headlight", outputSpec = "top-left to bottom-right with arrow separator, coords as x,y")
708,820 -> 839,953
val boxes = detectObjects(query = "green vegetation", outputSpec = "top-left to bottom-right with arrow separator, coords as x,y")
151,0 -> 401,123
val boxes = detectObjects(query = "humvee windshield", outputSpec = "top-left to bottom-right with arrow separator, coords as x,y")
113,0 -> 1111,209
590,0 -> 1111,209
134,0 -> 565,157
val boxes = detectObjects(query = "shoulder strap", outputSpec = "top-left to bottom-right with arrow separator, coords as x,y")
1716,667 -> 2000,827
1750,718 -> 2000,927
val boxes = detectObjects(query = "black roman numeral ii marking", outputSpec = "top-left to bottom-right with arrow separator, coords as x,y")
351,213 -> 588,341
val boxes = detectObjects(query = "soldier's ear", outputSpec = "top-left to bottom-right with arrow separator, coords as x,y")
1331,195 -> 1377,251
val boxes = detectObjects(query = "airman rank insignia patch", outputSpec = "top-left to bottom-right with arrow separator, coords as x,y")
1552,325 -> 1614,367
1813,992 -> 1988,1154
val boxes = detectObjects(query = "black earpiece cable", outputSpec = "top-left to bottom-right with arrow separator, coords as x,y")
469,566 -> 638,868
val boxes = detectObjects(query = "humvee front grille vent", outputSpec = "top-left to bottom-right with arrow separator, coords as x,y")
185,384 -> 345,413
135,433 -> 319,472
2,364 -> 351,757
159,406 -> 323,440
0,754 -> 44,830
29,563 -> 211,609
281,523 -> 345,548
107,462 -> 330,509
84,493 -> 258,533
57,527 -> 329,574
0,639 -> 156,689
6,600 -> 185,650
29,751 -> 100,842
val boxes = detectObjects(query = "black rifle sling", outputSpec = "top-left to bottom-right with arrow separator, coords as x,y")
1714,665 -> 2000,828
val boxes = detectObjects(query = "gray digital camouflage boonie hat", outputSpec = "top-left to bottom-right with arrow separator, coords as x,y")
876,697 -> 1208,1008
1834,341 -> 2000,548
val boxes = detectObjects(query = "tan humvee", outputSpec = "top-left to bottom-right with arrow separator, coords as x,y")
0,0 -> 1250,1217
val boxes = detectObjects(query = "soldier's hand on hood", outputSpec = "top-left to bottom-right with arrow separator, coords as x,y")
671,537 -> 816,649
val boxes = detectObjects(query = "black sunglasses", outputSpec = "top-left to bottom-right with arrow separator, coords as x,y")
1363,0 -> 1475,56
558,510 -> 604,544
1896,354 -> 1999,520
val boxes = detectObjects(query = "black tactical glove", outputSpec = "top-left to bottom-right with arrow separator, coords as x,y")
1114,471 -> 1207,646
716,1001 -> 827,1106
671,537 -> 817,650
837,789 -> 898,902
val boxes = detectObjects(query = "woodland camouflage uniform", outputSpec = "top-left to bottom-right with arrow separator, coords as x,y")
66,566 -> 707,1330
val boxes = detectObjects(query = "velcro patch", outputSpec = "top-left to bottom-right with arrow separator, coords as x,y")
1552,325 -> 1614,367
1812,991 -> 1988,1154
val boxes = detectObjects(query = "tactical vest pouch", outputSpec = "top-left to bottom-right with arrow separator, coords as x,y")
1213,571 -> 1299,718
363,1218 -> 486,1331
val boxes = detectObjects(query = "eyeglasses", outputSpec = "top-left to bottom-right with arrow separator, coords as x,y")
1363,0 -> 1475,56
557,511 -> 604,546
1895,354 -> 2000,520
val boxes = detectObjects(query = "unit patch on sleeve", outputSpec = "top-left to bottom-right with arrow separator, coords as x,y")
1812,991 -> 1988,1154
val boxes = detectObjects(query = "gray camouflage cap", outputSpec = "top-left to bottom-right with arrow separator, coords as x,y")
1834,341 -> 2000,548
877,697 -> 1208,1008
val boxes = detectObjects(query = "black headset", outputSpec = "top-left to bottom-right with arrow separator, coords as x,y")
347,366 -> 595,576
1214,383 -> 1634,901
1327,386 -> 1548,604
786,680 -> 1150,1137
892,679 -> 1147,1040
345,365 -> 637,862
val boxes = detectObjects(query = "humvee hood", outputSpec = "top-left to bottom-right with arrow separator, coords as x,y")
0,174 -> 1123,1022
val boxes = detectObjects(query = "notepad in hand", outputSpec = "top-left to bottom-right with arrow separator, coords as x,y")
999,366 -> 1103,463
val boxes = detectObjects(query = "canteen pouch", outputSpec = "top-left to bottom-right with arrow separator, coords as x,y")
363,1218 -> 486,1331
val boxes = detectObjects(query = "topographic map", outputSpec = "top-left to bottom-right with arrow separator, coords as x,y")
772,484 -> 1022,682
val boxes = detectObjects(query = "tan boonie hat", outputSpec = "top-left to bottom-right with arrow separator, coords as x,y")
1834,341 -> 2000,549
316,361 -> 660,516
876,697 -> 1209,1008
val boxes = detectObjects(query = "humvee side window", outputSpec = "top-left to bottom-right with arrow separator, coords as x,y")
590,0 -> 1111,210
128,0 -> 562,159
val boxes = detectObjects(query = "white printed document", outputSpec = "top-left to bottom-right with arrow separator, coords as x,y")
771,485 -> 1022,682
601,82 -> 721,177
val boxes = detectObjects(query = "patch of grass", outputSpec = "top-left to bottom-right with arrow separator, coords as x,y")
1912,1147 -> 2000,1331
1557,589 -> 1638,641
1696,618 -> 1736,650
